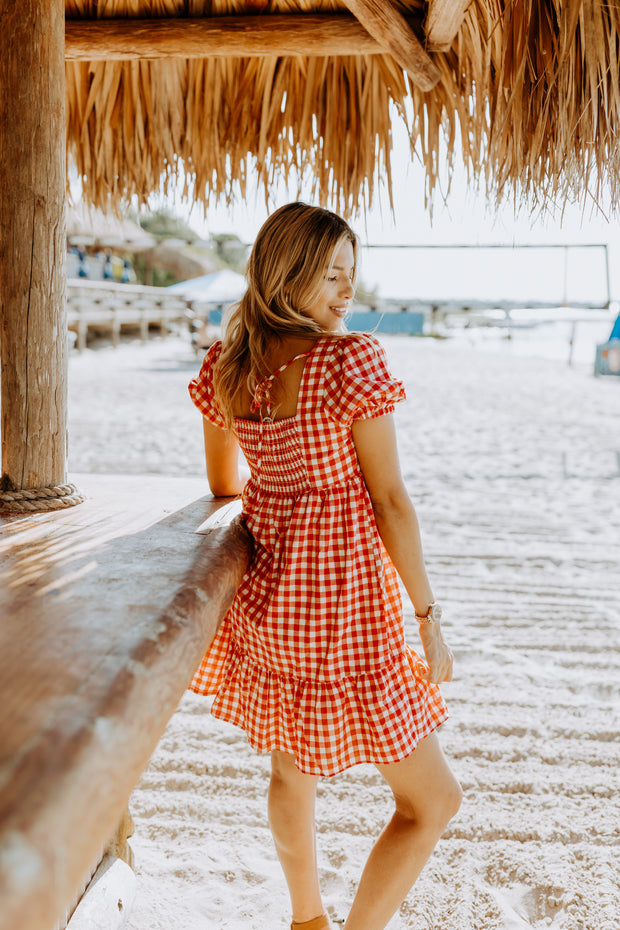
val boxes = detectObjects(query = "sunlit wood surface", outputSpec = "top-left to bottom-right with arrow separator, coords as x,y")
0,475 -> 251,930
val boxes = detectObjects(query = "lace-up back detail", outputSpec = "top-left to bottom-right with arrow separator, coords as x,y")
239,350 -> 312,491
249,351 -> 311,422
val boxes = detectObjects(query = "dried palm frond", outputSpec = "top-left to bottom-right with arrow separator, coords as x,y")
65,0 -> 620,218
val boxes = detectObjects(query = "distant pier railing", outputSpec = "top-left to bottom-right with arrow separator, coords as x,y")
67,279 -> 196,350
68,243 -> 613,345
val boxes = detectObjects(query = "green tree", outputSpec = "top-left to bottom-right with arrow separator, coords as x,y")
211,234 -> 250,275
133,209 -> 200,242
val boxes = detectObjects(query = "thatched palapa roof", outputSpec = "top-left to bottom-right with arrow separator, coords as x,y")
65,1 -> 620,218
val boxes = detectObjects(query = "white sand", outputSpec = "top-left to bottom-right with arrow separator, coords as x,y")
68,322 -> 620,930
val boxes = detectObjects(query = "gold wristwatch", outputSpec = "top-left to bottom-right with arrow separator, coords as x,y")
415,602 -> 443,624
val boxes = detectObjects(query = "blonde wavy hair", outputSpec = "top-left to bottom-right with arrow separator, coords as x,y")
214,202 -> 358,428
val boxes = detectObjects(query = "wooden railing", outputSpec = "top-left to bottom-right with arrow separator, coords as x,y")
0,476 -> 252,930
67,279 -> 200,350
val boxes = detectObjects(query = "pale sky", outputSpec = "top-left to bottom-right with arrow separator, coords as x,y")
146,111 -> 620,303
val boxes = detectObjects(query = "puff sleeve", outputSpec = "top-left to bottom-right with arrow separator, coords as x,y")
188,341 -> 227,429
323,334 -> 406,426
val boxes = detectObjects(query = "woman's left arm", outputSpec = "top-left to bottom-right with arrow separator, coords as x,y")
352,413 -> 453,684
202,419 -> 249,497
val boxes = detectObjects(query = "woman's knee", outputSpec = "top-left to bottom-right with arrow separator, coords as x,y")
270,750 -> 292,783
268,753 -> 318,850
427,773 -> 462,825
394,771 -> 462,829
271,750 -> 307,786
377,736 -> 463,829
269,751 -> 318,805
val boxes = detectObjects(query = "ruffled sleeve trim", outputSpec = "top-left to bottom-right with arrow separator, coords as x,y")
323,334 -> 406,426
188,341 -> 226,429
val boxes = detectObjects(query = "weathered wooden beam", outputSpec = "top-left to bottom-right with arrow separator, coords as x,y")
0,0 -> 69,496
426,0 -> 472,52
66,13 -> 384,60
341,0 -> 441,91
64,12 -> 429,63
0,482 -> 252,930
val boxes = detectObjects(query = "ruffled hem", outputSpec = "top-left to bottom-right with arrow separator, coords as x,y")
190,631 -> 448,777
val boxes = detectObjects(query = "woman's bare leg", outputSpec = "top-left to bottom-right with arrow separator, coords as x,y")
345,733 -> 462,930
269,750 -> 326,923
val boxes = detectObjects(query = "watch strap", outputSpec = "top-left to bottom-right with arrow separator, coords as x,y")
415,602 -> 442,624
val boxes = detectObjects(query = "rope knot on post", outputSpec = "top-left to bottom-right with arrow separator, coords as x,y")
0,483 -> 86,513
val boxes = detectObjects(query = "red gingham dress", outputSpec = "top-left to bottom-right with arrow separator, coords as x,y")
188,333 -> 448,776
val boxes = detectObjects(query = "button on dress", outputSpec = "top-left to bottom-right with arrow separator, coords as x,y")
188,333 -> 448,776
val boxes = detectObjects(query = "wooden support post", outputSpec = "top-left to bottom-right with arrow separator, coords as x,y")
78,317 -> 88,353
140,311 -> 149,343
103,807 -> 135,869
0,0 -> 83,512
111,310 -> 121,348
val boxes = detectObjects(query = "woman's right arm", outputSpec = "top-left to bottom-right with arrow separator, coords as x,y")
352,413 -> 453,684
202,419 -> 249,497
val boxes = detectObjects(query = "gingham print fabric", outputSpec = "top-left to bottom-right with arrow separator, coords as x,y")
188,334 -> 449,776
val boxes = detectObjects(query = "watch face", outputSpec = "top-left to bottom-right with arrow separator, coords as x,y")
431,604 -> 443,622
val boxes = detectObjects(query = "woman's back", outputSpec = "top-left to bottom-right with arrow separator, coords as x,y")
193,333 -> 404,495
231,335 -> 321,422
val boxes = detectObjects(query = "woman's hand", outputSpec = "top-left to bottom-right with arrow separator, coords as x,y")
417,622 -> 454,684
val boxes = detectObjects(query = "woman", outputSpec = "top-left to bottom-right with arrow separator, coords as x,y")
188,202 -> 461,930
